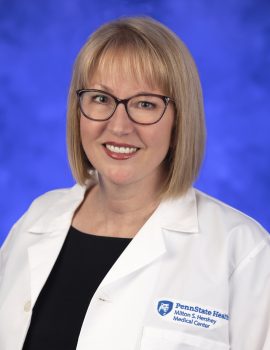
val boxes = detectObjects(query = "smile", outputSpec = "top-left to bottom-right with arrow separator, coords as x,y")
105,144 -> 138,154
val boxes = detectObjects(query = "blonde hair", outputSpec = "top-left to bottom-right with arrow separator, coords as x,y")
67,16 -> 206,198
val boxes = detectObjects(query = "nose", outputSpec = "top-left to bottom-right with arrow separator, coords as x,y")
107,102 -> 134,136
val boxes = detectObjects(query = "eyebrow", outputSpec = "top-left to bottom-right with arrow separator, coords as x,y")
95,83 -> 114,93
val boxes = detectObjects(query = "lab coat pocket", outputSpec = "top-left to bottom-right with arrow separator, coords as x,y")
140,326 -> 230,350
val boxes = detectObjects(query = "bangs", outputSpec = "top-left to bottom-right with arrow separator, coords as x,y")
82,40 -> 171,96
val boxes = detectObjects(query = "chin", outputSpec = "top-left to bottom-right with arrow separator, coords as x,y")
103,169 -> 137,186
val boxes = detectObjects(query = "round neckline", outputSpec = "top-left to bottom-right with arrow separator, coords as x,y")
70,225 -> 133,240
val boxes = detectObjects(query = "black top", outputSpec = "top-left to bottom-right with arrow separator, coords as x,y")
22,226 -> 132,350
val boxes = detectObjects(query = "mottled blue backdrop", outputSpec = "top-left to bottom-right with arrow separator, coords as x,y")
1,0 -> 269,244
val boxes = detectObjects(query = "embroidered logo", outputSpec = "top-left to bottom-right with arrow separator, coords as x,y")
156,298 -> 229,329
157,300 -> 174,316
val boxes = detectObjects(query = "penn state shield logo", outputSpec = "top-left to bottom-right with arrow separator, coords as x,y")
157,300 -> 173,316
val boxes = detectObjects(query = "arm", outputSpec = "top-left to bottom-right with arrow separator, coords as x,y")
229,239 -> 270,349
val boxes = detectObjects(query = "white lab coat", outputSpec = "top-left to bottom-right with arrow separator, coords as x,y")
0,183 -> 270,350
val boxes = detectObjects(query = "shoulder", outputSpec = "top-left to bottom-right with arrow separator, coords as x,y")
26,185 -> 78,213
194,188 -> 268,236
194,189 -> 270,272
1,184 -> 86,250
25,183 -> 88,224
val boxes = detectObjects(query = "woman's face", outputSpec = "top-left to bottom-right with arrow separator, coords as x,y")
80,69 -> 174,189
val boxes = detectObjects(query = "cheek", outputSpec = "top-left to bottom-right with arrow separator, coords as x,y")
80,117 -> 101,147
149,114 -> 174,150
80,120 -> 89,148
79,119 -> 101,165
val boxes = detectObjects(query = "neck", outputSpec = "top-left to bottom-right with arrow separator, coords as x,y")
103,174 -> 161,208
82,172 -> 164,237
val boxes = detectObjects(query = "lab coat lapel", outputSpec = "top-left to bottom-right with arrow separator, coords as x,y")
97,215 -> 167,290
27,214 -> 71,306
27,184 -> 86,306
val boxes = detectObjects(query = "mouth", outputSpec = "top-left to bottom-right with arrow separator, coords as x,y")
105,144 -> 138,154
103,142 -> 139,159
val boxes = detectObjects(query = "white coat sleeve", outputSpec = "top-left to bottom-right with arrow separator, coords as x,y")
229,239 -> 270,349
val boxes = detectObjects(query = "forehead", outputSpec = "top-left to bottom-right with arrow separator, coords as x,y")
86,46 -> 168,94
89,70 -> 164,97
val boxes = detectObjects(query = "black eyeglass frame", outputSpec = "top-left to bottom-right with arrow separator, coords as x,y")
76,89 -> 175,125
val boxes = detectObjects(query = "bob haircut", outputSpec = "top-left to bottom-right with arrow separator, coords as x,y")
67,16 -> 206,199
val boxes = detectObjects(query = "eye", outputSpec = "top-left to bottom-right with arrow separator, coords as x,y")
130,95 -> 162,111
92,94 -> 109,104
137,100 -> 156,109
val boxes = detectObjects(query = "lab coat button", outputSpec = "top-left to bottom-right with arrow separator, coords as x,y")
98,297 -> 107,302
24,300 -> 31,312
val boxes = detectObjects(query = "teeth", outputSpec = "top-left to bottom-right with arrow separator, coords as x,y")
105,144 -> 138,154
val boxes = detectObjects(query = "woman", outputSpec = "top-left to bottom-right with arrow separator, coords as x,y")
0,16 -> 269,350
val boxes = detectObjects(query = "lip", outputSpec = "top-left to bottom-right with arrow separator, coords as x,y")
102,141 -> 140,160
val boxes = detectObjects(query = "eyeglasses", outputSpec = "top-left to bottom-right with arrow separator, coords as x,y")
76,89 -> 174,125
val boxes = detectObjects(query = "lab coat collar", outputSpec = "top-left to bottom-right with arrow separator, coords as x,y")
152,188 -> 199,234
28,184 -> 87,234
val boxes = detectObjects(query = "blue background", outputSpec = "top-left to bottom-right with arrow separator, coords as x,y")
0,0 -> 269,244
